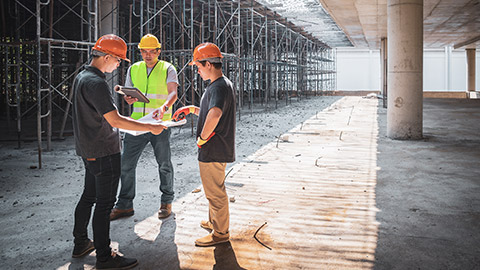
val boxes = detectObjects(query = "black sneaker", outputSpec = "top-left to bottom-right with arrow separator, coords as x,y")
95,253 -> 138,270
72,239 -> 95,258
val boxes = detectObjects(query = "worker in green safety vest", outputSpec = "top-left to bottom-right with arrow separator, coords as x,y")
111,33 -> 178,221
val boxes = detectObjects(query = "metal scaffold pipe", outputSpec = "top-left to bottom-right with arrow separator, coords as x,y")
2,0 -> 336,168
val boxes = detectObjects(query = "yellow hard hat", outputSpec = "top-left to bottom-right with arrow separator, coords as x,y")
138,34 -> 161,49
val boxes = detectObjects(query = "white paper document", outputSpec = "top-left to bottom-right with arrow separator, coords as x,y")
119,110 -> 187,136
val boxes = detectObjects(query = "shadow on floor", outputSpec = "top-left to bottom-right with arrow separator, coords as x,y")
213,241 -> 247,270
374,98 -> 480,269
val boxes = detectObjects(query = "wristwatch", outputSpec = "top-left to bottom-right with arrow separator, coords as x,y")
163,105 -> 169,113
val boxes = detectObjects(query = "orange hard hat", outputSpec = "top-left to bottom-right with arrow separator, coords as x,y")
189,42 -> 223,65
92,34 -> 130,62
138,34 -> 161,49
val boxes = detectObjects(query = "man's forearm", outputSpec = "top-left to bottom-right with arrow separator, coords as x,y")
164,92 -> 177,108
200,107 -> 222,139
164,82 -> 178,108
104,110 -> 157,131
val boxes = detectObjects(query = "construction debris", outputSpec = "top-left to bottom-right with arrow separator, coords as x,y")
253,222 -> 272,250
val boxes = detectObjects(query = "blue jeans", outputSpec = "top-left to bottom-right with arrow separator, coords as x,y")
115,128 -> 174,210
73,153 -> 121,261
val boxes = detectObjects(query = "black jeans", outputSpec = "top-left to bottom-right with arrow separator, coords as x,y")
73,153 -> 121,261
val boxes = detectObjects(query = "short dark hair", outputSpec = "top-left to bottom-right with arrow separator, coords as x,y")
198,60 -> 222,69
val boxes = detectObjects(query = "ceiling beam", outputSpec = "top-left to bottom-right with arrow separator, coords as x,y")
454,35 -> 480,49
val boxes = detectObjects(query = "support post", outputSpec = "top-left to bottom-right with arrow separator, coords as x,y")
466,48 -> 476,92
387,0 -> 423,140
380,37 -> 387,108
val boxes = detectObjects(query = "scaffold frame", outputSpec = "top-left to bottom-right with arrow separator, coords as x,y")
0,0 -> 337,168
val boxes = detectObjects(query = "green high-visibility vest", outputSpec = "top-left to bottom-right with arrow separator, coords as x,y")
130,60 -> 173,120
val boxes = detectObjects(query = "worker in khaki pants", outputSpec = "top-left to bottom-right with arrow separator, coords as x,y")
173,42 -> 236,246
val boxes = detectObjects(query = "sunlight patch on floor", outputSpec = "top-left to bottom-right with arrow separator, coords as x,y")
130,96 -> 381,269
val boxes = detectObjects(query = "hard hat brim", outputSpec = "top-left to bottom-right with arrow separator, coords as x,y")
92,49 -> 130,62
138,46 -> 161,49
189,57 -> 222,66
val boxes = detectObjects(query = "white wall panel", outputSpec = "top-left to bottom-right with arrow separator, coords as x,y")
337,48 -> 479,91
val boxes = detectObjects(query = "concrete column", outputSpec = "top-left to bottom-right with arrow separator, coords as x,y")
100,0 -> 118,36
380,37 -> 387,108
466,48 -> 476,92
387,0 -> 423,140
445,46 -> 451,90
99,0 -> 119,89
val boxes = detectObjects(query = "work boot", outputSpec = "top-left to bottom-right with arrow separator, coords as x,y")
195,233 -> 229,247
110,208 -> 134,221
72,239 -> 95,258
157,203 -> 172,219
200,220 -> 213,231
95,252 -> 138,270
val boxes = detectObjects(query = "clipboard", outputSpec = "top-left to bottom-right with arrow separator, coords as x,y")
114,85 -> 150,103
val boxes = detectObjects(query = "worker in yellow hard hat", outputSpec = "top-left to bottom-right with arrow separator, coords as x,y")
71,34 -> 167,269
111,33 -> 179,221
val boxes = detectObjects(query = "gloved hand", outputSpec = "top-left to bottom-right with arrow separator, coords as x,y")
172,105 -> 198,122
197,132 -> 215,148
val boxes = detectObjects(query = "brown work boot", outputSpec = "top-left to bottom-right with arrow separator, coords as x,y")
110,208 -> 134,221
200,220 -> 213,231
195,233 -> 229,247
157,203 -> 172,219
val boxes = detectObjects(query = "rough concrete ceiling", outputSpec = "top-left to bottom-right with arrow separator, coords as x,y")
256,0 -> 353,47
258,0 -> 480,49
318,0 -> 480,49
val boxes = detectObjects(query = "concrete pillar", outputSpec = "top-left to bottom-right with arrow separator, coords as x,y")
380,37 -> 387,108
387,0 -> 423,140
466,48 -> 476,92
100,0 -> 118,36
445,46 -> 452,90
99,0 -> 119,89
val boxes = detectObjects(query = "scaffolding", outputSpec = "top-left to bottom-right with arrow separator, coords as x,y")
0,0 -> 336,168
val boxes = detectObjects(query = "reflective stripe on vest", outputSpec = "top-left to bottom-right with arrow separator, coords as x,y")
130,60 -> 174,120
132,106 -> 173,115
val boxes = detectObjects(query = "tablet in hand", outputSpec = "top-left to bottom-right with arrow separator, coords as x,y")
114,85 -> 150,103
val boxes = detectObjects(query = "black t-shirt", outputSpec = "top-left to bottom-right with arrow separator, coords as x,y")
72,66 -> 120,158
196,76 -> 236,163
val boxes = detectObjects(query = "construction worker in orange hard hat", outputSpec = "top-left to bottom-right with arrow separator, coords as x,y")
110,33 -> 179,221
91,34 -> 131,63
72,34 -> 167,270
188,42 -> 223,66
175,42 -> 236,247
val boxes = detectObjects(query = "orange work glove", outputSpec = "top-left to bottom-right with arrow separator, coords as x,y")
172,105 -> 197,122
196,132 -> 215,148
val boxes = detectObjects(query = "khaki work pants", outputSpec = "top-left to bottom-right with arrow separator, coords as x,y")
199,161 -> 229,236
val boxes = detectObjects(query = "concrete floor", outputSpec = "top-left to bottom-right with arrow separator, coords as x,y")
374,98 -> 480,270
119,97 -> 478,269
1,96 -> 479,269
